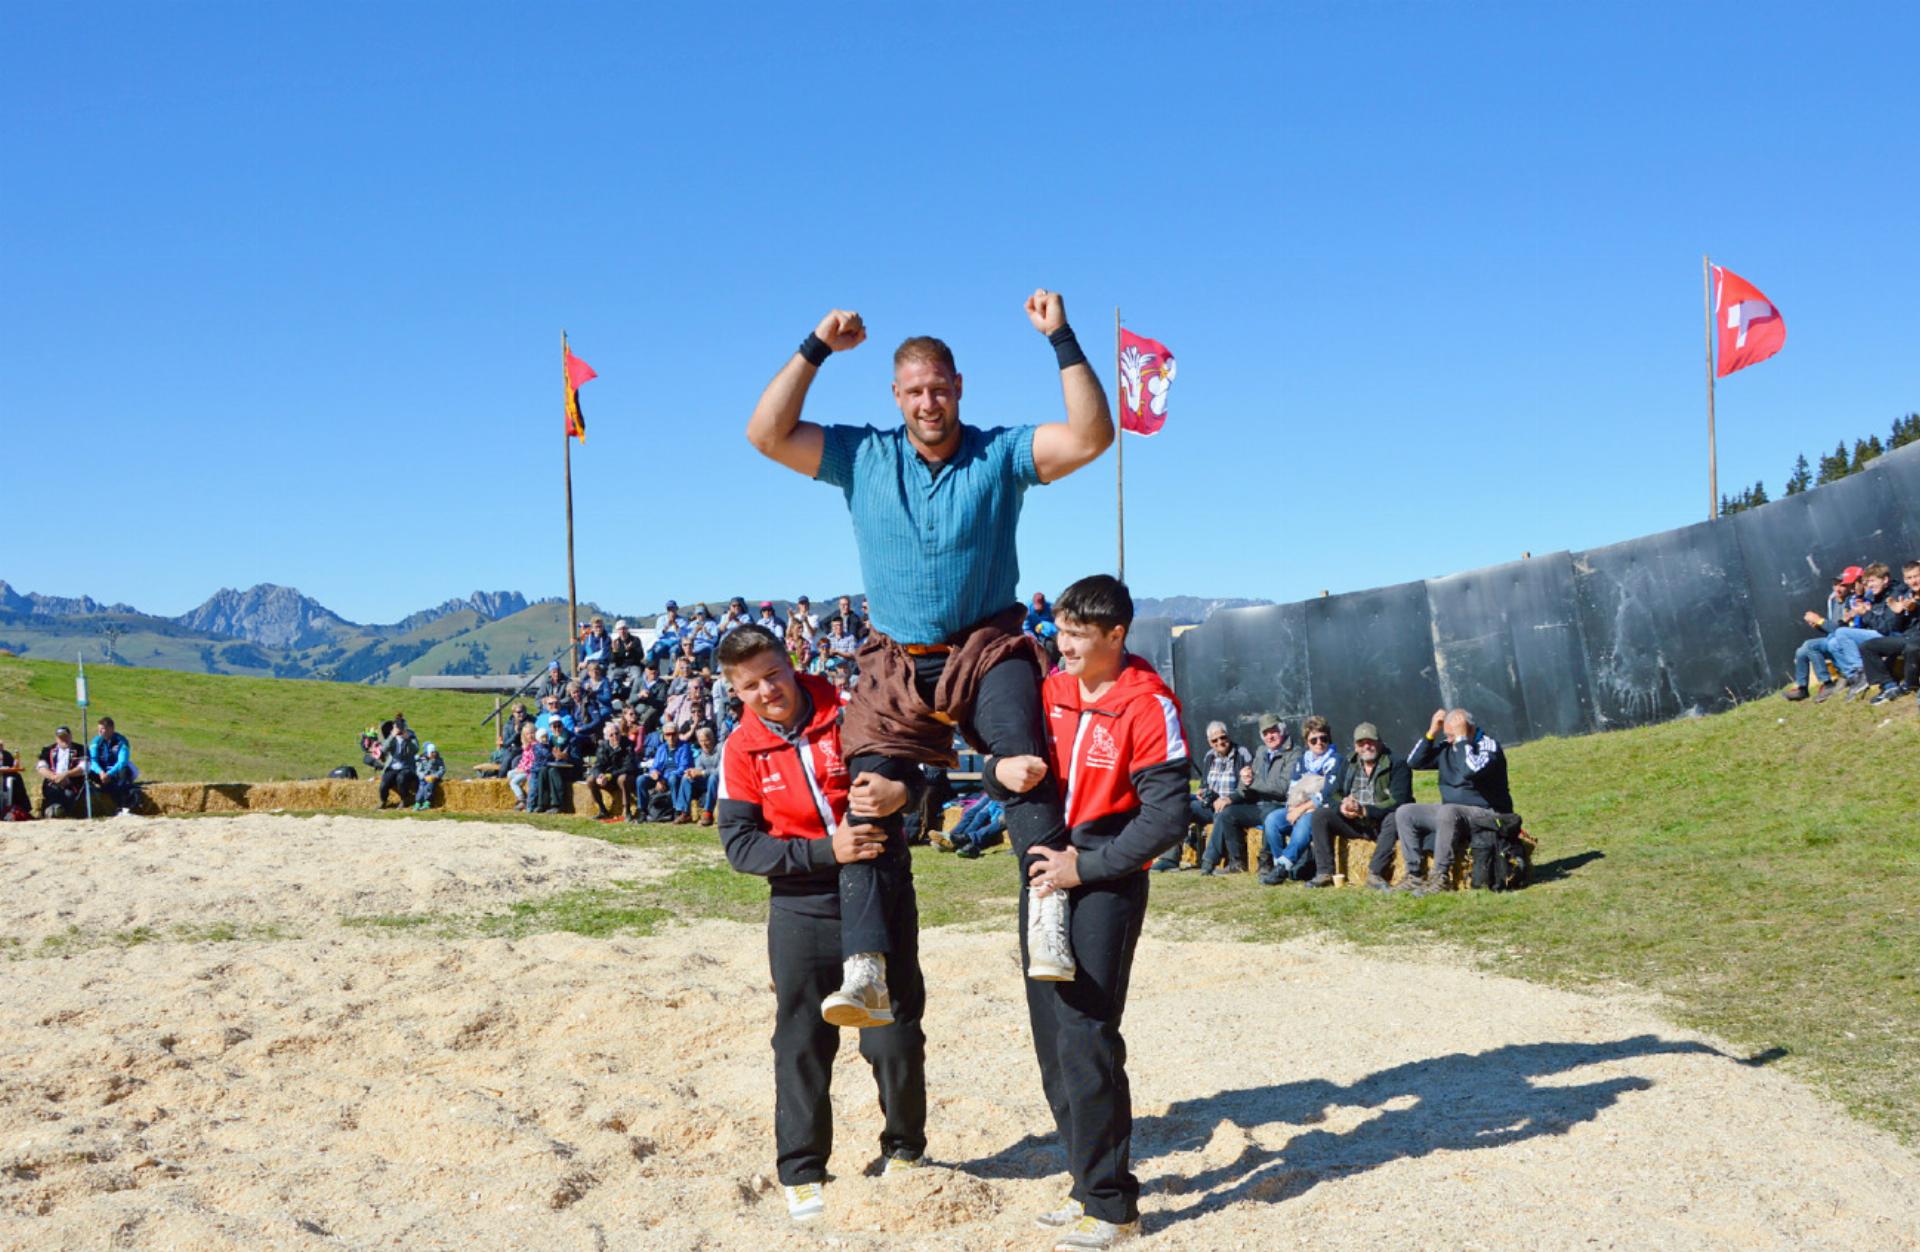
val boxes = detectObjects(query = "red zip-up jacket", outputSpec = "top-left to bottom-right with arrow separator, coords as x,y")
1042,654 -> 1191,882
716,673 -> 851,907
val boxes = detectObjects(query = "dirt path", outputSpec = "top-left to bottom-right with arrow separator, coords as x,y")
1,816 -> 1913,1250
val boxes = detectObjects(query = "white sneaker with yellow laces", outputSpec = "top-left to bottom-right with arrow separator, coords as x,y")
784,1181 -> 825,1222
1052,1214 -> 1138,1250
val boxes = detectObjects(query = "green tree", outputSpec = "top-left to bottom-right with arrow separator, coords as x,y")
1748,480 -> 1769,507
1816,441 -> 1851,485
1784,453 -> 1812,495
1891,413 -> 1920,450
1850,435 -> 1884,472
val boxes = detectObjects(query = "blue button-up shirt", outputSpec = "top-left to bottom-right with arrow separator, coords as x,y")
817,422 -> 1043,645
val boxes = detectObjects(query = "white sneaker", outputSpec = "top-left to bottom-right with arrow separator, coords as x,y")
784,1181 -> 824,1222
1034,1197 -> 1083,1228
821,953 -> 893,1028
1053,1214 -> 1138,1249
881,1151 -> 926,1178
1027,886 -> 1076,981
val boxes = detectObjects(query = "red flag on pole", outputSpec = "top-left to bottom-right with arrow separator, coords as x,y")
1711,265 -> 1785,377
563,341 -> 597,441
1117,329 -> 1176,436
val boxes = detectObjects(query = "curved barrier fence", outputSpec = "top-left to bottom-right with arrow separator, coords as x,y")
1153,440 -> 1920,752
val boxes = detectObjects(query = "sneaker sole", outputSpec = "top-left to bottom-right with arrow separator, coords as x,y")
1026,963 -> 1075,981
821,996 -> 894,1028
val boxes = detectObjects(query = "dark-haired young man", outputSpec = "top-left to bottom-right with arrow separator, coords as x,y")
747,292 -> 1115,985
1019,575 -> 1189,1250
1864,561 -> 1920,705
712,624 -> 926,1223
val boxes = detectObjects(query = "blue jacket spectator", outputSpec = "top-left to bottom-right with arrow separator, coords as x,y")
87,718 -> 137,808
578,617 -> 611,668
1024,592 -> 1055,637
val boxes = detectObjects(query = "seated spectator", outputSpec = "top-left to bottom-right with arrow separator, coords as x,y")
586,720 -> 635,820
0,739 -> 29,818
687,605 -> 721,671
718,596 -> 755,638
507,723 -> 538,811
35,726 -> 89,818
755,600 -> 784,636
1307,722 -> 1412,890
648,600 -> 686,669
1865,560 -> 1920,705
1206,715 -> 1298,876
378,721 -> 419,808
1784,566 -> 1867,701
360,723 -> 386,769
641,722 -> 693,822
482,704 -> 533,776
1391,708 -> 1516,895
825,594 -> 866,643
675,725 -> 721,825
1829,562 -> 1899,701
578,616 -> 611,669
1261,716 -> 1339,885
413,743 -> 445,810
580,662 -> 615,724
533,660 -> 569,703
529,728 -> 566,813
1023,591 -> 1054,637
535,693 -> 575,740
86,716 -> 139,812
721,695 -> 746,740
944,795 -> 1006,858
629,663 -> 667,729
784,616 -> 815,674
608,620 -> 646,693
822,616 -> 860,674
1191,721 -> 1257,874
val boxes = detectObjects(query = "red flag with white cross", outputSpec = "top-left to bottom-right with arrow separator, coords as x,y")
1712,265 -> 1785,377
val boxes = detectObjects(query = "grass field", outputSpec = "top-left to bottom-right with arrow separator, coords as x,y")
3,652 -> 1916,1145
0,655 -> 506,779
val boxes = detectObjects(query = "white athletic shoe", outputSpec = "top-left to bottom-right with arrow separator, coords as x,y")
1027,886 -> 1076,981
1052,1214 -> 1139,1249
784,1181 -> 825,1222
821,952 -> 893,1028
1035,1197 -> 1084,1228
881,1150 -> 926,1178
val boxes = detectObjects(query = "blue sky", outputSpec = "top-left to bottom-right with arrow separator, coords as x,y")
3,3 -> 1914,623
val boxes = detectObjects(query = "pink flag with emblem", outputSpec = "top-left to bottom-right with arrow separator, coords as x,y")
1712,265 -> 1785,377
1117,329 -> 1176,436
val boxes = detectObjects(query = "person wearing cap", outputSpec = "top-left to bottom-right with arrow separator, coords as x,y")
35,727 -> 89,818
755,600 -> 785,636
648,601 -> 686,670
1783,566 -> 1868,701
1306,722 -> 1412,889
1195,716 -> 1293,876
534,659 -> 569,703
608,620 -> 646,695
791,596 -> 820,643
687,605 -> 721,672
86,717 -> 138,812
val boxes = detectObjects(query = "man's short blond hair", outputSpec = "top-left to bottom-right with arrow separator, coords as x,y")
893,335 -> 956,374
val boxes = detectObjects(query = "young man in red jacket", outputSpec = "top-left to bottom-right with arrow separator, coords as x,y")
713,625 -> 928,1223
1020,574 -> 1191,1250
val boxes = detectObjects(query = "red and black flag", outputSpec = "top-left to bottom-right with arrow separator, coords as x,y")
563,337 -> 597,442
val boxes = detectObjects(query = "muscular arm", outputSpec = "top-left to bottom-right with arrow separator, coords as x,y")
1025,291 -> 1115,484
745,309 -> 865,478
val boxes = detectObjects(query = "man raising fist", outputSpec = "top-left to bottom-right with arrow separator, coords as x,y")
747,291 -> 1114,995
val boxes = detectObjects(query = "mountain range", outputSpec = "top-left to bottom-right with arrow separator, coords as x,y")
0,582 -> 1271,684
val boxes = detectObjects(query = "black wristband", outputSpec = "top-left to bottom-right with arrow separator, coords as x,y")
1048,325 -> 1087,370
798,332 -> 833,368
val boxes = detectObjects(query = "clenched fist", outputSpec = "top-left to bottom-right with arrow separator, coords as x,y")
1024,289 -> 1067,335
814,309 -> 867,353
993,754 -> 1049,795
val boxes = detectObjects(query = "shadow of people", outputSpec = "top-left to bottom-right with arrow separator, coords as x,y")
960,1034 -> 1764,1231
1530,849 -> 1606,882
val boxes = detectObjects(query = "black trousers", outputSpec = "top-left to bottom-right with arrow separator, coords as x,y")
40,780 -> 84,814
1859,634 -> 1917,688
840,754 -> 926,959
767,893 -> 927,1186
1201,802 -> 1272,872
1310,808 -> 1397,881
1021,869 -> 1148,1225
378,768 -> 416,806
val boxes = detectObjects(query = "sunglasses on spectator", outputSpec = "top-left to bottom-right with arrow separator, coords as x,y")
1207,735 -> 1229,744
1306,734 -> 1330,744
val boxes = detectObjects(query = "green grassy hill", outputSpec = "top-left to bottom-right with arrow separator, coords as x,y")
0,655 -> 506,779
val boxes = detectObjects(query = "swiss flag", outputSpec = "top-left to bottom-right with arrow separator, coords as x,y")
1713,265 -> 1785,377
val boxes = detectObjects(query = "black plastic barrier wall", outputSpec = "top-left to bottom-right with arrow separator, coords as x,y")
1169,441 -> 1920,753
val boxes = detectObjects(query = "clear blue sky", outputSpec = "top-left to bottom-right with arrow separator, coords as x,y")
3,3 -> 1914,623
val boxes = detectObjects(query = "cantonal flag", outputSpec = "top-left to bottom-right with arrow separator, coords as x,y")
563,340 -> 597,441
1117,329 -> 1175,436
1712,265 -> 1785,378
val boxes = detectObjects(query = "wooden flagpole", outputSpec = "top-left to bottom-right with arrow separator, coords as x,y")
1704,256 -> 1718,521
1115,305 -> 1126,582
562,330 -> 579,674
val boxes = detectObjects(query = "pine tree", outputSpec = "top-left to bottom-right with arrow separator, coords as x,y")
1891,413 -> 1920,449
1784,454 -> 1812,495
1718,491 -> 1738,517
1749,480 -> 1769,507
1817,441 -> 1851,485
1850,436 -> 1884,473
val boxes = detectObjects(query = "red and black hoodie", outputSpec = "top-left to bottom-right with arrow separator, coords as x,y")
716,672 -> 852,913
1041,654 -> 1192,881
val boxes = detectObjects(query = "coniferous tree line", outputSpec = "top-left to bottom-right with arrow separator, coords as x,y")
1720,411 -> 1920,516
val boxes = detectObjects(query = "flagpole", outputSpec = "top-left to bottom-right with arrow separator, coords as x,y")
1115,305 -> 1126,582
1704,255 -> 1718,522
562,330 -> 579,675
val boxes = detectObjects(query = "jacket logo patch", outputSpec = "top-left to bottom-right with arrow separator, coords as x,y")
763,769 -> 786,792
816,738 -> 845,778
1086,724 -> 1120,771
